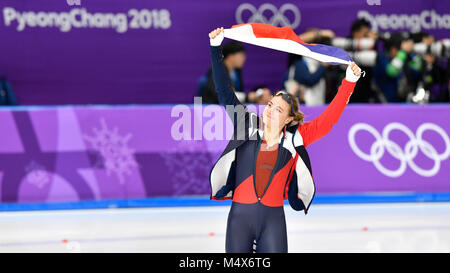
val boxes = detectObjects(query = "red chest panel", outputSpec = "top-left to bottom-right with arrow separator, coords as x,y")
232,157 -> 295,207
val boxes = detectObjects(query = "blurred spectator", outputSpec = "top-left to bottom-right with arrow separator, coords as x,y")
246,85 -> 272,104
405,32 -> 449,103
417,32 -> 435,46
351,18 -> 378,40
198,41 -> 246,103
281,53 -> 328,105
422,52 -> 449,102
347,19 -> 377,103
281,28 -> 333,106
373,33 -> 422,102
0,77 -> 18,106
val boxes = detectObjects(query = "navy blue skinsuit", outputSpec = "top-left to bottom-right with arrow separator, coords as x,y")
226,202 -> 288,253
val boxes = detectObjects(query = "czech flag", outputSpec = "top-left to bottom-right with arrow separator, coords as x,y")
223,23 -> 353,65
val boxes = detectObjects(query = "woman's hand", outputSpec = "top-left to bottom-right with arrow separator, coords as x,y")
346,62 -> 362,82
209,27 -> 224,46
209,27 -> 224,39
350,62 -> 361,77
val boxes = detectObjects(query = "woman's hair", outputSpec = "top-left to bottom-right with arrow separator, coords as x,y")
273,91 -> 305,125
288,93 -> 305,125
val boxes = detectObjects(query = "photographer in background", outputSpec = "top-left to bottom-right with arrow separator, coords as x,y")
246,85 -> 272,104
198,41 -> 246,104
422,51 -> 449,102
281,28 -> 334,106
347,19 -> 378,103
419,33 -> 450,102
373,33 -> 422,102
328,19 -> 380,103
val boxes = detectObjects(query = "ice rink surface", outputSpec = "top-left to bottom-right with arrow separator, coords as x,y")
0,202 -> 449,253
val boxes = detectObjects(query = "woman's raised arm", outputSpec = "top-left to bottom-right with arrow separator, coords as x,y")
209,27 -> 244,108
299,63 -> 361,147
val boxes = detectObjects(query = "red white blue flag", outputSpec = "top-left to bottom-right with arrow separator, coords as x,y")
223,23 -> 353,65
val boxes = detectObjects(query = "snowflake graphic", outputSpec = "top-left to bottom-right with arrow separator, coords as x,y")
25,161 -> 51,189
83,118 -> 138,184
160,140 -> 213,195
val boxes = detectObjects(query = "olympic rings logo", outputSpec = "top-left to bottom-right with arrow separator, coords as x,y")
235,3 -> 301,29
348,122 -> 450,177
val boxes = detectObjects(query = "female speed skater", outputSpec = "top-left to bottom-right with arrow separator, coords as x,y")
207,27 -> 361,253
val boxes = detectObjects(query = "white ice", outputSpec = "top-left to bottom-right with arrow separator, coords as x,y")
0,202 -> 449,253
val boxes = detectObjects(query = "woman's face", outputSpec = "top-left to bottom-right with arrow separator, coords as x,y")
263,95 -> 293,130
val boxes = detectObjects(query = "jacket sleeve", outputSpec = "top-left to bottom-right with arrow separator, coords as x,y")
209,45 -> 244,108
298,78 -> 356,147
287,170 -> 306,211
210,45 -> 252,140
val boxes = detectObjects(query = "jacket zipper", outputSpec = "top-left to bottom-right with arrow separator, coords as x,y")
253,132 -> 285,203
252,117 -> 262,202
252,134 -> 262,202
